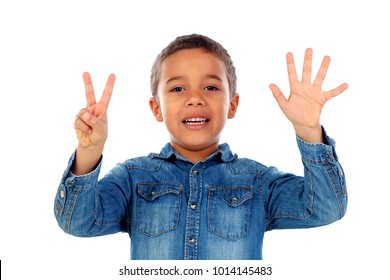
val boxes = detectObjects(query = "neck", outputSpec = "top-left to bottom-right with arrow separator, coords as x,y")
171,142 -> 219,164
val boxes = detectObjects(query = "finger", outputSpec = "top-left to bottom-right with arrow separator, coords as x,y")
313,55 -> 330,88
83,72 -> 96,108
74,108 -> 93,133
302,48 -> 313,83
76,108 -> 103,133
269,84 -> 288,111
74,115 -> 92,134
99,73 -> 116,109
286,52 -> 299,85
324,82 -> 349,101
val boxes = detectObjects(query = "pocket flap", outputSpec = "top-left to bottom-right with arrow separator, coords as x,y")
209,186 -> 253,207
137,182 -> 182,201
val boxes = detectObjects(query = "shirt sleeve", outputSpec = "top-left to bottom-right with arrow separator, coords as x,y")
54,152 -> 131,237
263,129 -> 347,231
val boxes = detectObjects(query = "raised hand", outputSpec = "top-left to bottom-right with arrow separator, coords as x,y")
269,48 -> 348,143
72,72 -> 116,175
74,72 -> 116,149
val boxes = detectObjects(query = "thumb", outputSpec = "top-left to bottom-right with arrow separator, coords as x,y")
79,109 -> 106,135
269,83 -> 287,111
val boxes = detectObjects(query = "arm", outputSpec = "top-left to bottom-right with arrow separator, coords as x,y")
54,155 -> 131,237
54,72 -> 129,237
263,49 -> 348,229
263,132 -> 347,230
269,48 -> 348,143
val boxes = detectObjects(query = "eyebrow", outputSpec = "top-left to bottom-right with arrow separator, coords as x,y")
165,74 -> 224,85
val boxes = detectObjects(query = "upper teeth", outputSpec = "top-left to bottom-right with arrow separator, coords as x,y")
184,118 -> 208,124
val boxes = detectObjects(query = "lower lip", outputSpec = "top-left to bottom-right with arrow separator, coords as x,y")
183,121 -> 209,130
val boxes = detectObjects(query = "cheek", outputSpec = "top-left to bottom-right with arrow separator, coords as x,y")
160,104 -> 179,124
160,104 -> 171,120
219,99 -> 232,117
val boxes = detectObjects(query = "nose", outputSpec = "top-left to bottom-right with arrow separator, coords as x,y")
185,90 -> 205,107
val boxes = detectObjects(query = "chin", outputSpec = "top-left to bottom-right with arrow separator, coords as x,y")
182,139 -> 220,151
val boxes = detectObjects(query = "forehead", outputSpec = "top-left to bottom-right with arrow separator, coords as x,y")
160,48 -> 227,80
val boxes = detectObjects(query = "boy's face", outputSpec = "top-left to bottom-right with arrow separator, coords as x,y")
150,48 -> 239,162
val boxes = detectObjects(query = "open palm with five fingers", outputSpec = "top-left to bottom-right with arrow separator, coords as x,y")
269,48 -> 348,143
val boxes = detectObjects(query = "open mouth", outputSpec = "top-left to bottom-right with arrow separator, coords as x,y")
182,117 -> 210,124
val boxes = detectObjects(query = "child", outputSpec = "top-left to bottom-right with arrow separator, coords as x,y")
54,34 -> 348,260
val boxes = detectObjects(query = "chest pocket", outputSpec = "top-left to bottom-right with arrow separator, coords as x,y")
136,182 -> 183,237
208,186 -> 253,241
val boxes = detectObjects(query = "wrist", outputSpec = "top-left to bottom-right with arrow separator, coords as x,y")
71,145 -> 104,175
76,142 -> 104,155
293,125 -> 325,144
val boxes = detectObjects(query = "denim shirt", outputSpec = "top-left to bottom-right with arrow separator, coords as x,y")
54,134 -> 347,260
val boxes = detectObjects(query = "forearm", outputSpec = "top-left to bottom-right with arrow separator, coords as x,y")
55,153 -> 129,237
296,133 -> 347,222
265,133 -> 347,230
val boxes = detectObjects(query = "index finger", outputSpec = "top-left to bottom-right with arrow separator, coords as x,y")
99,73 -> 116,108
83,72 -> 96,108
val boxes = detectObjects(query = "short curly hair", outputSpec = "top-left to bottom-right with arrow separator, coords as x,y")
150,34 -> 237,100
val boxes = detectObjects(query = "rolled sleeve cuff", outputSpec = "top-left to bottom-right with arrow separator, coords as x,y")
55,151 -> 103,220
296,127 -> 339,163
60,151 -> 103,188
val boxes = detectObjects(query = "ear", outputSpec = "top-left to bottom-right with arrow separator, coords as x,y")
227,94 -> 239,119
149,97 -> 164,122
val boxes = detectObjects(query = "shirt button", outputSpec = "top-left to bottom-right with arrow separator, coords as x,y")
189,237 -> 196,244
60,190 -> 65,198
190,203 -> 197,210
192,170 -> 199,175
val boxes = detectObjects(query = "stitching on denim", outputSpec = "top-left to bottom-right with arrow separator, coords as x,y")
135,183 -> 182,237
64,187 -> 80,234
324,162 -> 345,218
126,158 -> 164,172
228,161 -> 266,175
207,185 -> 253,241
271,165 -> 314,220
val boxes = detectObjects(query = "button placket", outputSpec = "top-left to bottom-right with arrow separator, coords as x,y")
185,166 -> 204,259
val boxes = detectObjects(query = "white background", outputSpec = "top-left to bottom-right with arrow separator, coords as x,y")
1,0 -> 389,279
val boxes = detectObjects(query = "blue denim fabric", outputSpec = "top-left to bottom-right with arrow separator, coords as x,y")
54,133 -> 347,260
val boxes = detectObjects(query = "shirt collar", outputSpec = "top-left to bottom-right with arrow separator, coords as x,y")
148,143 -> 237,163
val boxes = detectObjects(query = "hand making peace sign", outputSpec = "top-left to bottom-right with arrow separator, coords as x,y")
74,72 -> 116,149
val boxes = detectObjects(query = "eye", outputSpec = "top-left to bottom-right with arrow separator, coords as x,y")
170,86 -> 185,93
204,85 -> 219,91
